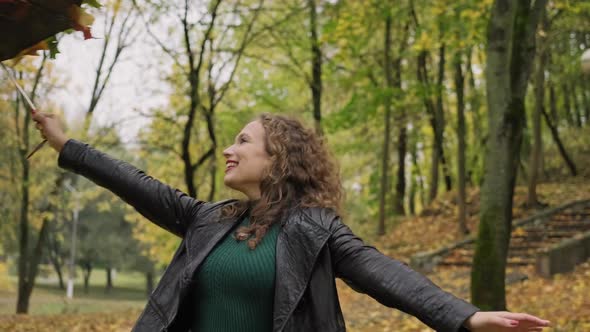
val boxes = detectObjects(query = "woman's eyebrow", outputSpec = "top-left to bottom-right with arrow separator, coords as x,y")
235,133 -> 250,141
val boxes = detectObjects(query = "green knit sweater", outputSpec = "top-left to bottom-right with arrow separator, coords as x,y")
191,216 -> 280,332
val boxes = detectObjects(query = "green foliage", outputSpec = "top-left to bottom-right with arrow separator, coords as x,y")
83,0 -> 103,8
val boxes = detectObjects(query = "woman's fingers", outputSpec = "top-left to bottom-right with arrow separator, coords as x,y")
30,112 -> 52,140
478,314 -> 517,328
31,111 -> 53,123
31,111 -> 44,122
30,113 -> 68,152
499,312 -> 550,326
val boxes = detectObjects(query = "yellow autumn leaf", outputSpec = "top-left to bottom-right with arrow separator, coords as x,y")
512,227 -> 526,237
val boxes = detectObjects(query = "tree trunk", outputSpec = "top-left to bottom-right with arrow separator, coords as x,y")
416,51 -> 440,204
46,222 -> 65,290
466,49 -> 484,186
16,132 -> 31,314
15,56 -> 47,314
429,130 -> 440,204
526,15 -> 548,208
549,83 -> 557,122
55,264 -> 65,290
181,0 -> 223,198
471,0 -> 547,310
23,220 -> 49,306
570,83 -> 582,127
411,141 -> 426,212
208,157 -> 217,202
378,12 -> 394,235
394,124 -> 407,215
561,83 -> 574,126
454,50 -> 469,235
408,167 -> 416,216
544,85 -> 577,176
393,22 -> 410,215
48,245 -> 65,290
83,262 -> 92,294
436,43 -> 452,192
581,78 -> 590,123
105,266 -> 113,293
417,45 -> 450,204
308,0 -> 323,136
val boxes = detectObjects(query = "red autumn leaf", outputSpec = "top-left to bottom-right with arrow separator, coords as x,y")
69,4 -> 95,40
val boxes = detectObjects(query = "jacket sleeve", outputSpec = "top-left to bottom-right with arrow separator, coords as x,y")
58,139 -> 206,238
328,217 -> 478,332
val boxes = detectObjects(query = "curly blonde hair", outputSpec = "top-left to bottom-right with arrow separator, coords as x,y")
221,113 -> 343,249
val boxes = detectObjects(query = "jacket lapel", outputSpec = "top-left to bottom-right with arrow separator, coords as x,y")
273,210 -> 330,332
184,210 -> 240,277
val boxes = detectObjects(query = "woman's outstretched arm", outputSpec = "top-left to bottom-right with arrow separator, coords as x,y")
32,111 -> 206,237
327,215 -> 550,332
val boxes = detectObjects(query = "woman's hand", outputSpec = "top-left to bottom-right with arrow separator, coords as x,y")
464,311 -> 550,332
31,111 -> 69,153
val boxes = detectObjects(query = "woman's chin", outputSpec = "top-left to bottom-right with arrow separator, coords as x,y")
223,177 -> 238,190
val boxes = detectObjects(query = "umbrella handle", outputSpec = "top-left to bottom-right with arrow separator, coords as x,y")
26,139 -> 48,159
2,63 -> 47,158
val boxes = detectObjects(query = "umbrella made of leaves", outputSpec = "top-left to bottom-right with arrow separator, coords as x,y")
1,0 -> 99,158
0,0 -> 98,61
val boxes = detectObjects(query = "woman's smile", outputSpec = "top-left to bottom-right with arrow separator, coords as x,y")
226,160 -> 239,173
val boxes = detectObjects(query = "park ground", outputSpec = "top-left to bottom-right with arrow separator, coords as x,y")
1,180 -> 590,331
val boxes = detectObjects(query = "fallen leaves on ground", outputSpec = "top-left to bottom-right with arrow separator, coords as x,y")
0,309 -> 139,332
378,180 -> 590,262
338,262 -> 590,331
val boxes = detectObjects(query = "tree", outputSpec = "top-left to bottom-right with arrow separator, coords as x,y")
2,57 -> 69,314
471,0 -> 548,310
134,0 -> 265,200
38,0 -> 139,298
453,48 -> 469,235
82,0 -> 139,135
447,0 -> 491,232
410,0 -> 453,205
308,0 -> 323,136
526,11 -> 550,208
377,6 -> 394,236
13,56 -> 49,314
377,1 -> 410,233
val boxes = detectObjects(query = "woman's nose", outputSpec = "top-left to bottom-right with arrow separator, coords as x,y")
222,146 -> 233,158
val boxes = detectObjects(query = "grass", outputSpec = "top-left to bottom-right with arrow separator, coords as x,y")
0,266 -> 149,315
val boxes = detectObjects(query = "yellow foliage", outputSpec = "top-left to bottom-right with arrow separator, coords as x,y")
412,33 -> 434,52
460,9 -> 482,20
0,262 -> 12,292
97,200 -> 112,213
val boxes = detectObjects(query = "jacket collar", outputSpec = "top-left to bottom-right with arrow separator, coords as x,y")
183,205 -> 331,332
184,209 -> 242,273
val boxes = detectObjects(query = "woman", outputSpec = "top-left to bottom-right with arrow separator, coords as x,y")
33,111 -> 549,332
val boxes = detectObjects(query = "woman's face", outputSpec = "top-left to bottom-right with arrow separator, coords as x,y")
222,120 -> 272,200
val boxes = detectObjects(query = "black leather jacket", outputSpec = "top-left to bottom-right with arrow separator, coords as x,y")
58,139 -> 479,332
